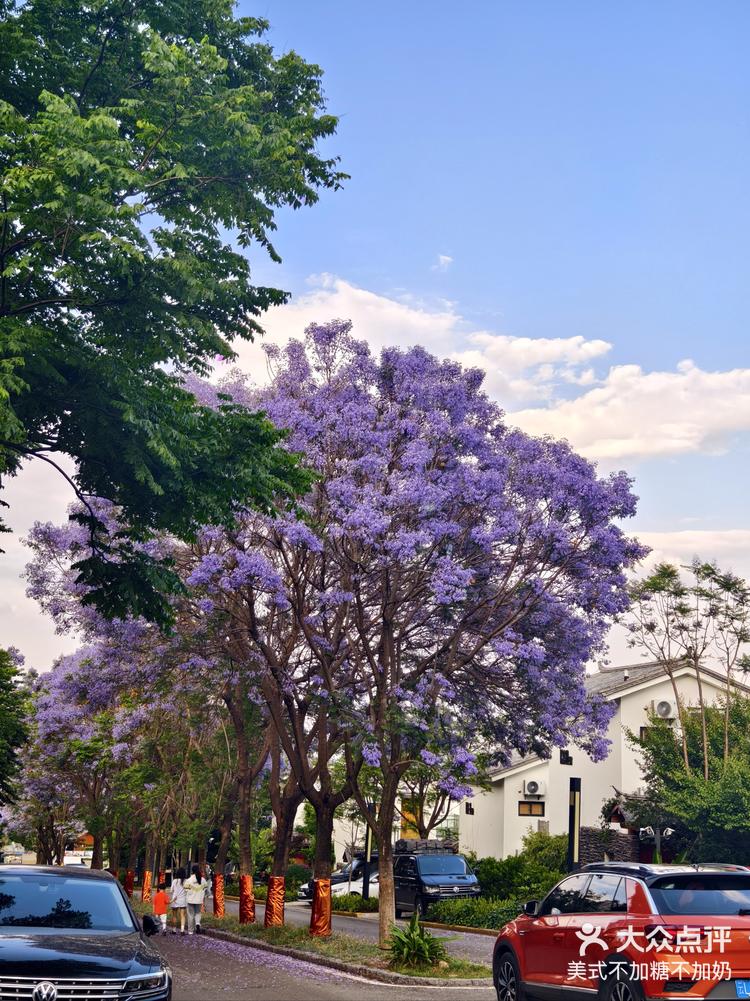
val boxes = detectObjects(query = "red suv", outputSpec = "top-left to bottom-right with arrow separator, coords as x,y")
494,863 -> 750,1001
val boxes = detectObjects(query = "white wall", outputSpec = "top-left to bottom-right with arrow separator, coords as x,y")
617,673 -> 727,792
460,669 -> 733,860
459,777 -> 505,858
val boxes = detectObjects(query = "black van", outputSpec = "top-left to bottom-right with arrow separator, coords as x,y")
393,842 -> 480,917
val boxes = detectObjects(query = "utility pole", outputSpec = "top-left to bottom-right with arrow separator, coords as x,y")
567,778 -> 581,871
362,801 -> 375,900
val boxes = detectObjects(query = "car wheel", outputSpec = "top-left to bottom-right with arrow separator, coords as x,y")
601,965 -> 645,1001
395,908 -> 403,919
495,951 -> 522,1001
417,896 -> 429,917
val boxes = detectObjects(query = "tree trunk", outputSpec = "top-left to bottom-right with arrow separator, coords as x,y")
224,686 -> 271,878
664,662 -> 691,772
127,829 -> 141,872
693,654 -> 710,780
271,791 -> 303,877
91,832 -> 104,870
374,797 -> 397,948
309,803 -> 334,937
265,738 -> 303,928
214,804 -> 235,874
312,803 -> 334,879
142,834 -> 155,887
238,774 -> 254,876
724,670 -> 731,766
377,835 -> 396,947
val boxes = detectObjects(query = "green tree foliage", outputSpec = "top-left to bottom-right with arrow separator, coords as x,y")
627,561 -> 750,777
0,648 -> 28,803
0,0 -> 342,624
632,698 -> 750,861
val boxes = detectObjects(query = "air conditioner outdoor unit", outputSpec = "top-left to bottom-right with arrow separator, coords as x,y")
524,779 -> 546,797
651,698 -> 677,720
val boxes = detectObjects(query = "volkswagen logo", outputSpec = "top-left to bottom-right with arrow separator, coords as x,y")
32,984 -> 58,1001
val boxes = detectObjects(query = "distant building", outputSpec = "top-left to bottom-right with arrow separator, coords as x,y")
459,661 -> 742,860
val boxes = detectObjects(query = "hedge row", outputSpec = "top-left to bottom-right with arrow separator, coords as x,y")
428,896 -> 520,930
332,893 -> 379,913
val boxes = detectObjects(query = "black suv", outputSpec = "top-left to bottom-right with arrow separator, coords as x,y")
394,847 -> 480,917
0,865 -> 171,999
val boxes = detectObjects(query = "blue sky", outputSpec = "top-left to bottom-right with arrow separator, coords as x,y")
247,0 -> 750,368
2,1 -> 750,667
239,1 -> 750,544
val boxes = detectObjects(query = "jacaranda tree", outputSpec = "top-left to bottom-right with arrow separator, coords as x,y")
184,321 -> 646,942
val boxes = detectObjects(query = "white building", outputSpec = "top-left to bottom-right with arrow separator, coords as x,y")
459,661 -> 739,860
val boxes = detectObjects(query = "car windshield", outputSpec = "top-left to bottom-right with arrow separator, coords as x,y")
649,875 -> 750,915
0,875 -> 135,931
417,856 -> 470,876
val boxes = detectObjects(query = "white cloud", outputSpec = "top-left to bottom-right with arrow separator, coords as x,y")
509,360 -> 750,461
230,274 -> 468,380
232,277 -> 750,460
0,459 -> 79,670
452,331 -> 611,402
431,254 -> 453,272
229,274 -> 611,406
636,529 -> 750,581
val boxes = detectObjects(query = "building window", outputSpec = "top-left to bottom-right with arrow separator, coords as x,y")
465,802 -> 475,815
518,801 -> 545,817
560,749 -> 573,765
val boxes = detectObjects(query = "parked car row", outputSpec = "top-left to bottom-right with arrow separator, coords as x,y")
298,846 -> 481,916
6,856 -> 750,1001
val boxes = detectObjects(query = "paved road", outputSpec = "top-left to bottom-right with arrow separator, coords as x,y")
223,899 -> 495,966
154,931 -> 497,1001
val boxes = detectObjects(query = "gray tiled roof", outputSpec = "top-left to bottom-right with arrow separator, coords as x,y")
583,660 -> 670,697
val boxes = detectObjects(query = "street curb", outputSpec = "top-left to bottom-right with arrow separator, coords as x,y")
202,926 -> 493,987
224,898 -> 499,935
422,921 -> 499,938
224,895 -> 306,906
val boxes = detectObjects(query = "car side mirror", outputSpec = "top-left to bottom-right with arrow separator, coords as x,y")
142,914 -> 160,937
523,899 -> 540,917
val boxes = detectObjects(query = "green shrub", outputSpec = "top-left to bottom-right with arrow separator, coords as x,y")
389,913 -> 447,968
332,893 -> 379,913
286,862 -> 312,889
472,855 -> 525,898
468,831 -> 566,902
428,896 -> 520,930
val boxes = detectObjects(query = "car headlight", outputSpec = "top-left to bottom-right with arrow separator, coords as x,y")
123,971 -> 168,995
424,886 -> 440,894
